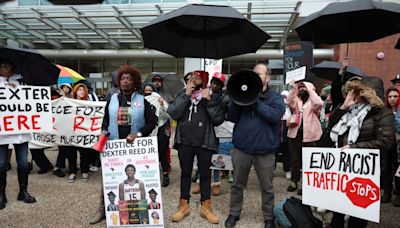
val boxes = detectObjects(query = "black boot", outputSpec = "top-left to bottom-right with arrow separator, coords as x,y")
162,173 -> 170,187
0,171 -> 7,209
17,168 -> 36,203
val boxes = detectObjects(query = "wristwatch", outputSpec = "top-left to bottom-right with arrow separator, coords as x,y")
136,132 -> 143,137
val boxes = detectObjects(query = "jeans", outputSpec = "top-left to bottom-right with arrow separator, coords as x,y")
0,142 -> 29,171
213,170 -> 220,182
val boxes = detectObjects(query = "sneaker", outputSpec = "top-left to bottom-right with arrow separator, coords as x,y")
287,181 -> 298,192
52,168 -> 66,178
89,166 -> 99,172
68,174 -> 76,183
82,173 -> 89,181
285,171 -> 291,180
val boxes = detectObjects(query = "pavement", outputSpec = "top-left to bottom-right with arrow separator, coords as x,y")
0,149 -> 399,228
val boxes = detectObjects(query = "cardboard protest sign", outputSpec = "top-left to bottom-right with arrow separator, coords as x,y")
302,147 -> 380,223
30,97 -> 105,148
285,66 -> 306,84
0,85 -> 52,135
101,137 -> 164,227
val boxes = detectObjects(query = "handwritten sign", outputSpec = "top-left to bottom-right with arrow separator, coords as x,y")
0,86 -> 52,135
283,41 -> 313,82
30,97 -> 105,148
302,147 -> 380,223
101,137 -> 164,227
285,66 -> 306,84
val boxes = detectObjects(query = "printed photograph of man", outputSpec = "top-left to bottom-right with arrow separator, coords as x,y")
151,211 -> 160,224
119,164 -> 145,201
148,189 -> 161,209
106,191 -> 118,211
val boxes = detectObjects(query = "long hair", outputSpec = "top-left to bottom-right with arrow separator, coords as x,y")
385,87 -> 400,111
73,83 -> 89,100
344,80 -> 384,108
117,65 -> 142,92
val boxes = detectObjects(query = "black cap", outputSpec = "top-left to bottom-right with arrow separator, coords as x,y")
107,191 -> 116,197
391,74 -> 400,83
148,189 -> 158,196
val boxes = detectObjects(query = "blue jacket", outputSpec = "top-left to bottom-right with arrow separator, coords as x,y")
227,89 -> 285,154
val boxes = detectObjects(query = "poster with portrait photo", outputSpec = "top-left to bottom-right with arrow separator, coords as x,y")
101,137 -> 164,228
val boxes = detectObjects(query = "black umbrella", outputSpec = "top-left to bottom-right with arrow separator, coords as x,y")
310,61 -> 366,81
140,4 -> 271,59
144,73 -> 185,102
295,0 -> 400,46
0,47 -> 60,86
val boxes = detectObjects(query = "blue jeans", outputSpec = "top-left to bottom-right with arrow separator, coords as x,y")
213,170 -> 220,182
0,142 -> 29,171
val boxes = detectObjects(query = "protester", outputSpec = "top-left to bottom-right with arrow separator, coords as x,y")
143,82 -> 171,187
328,77 -> 394,228
168,70 -> 224,224
225,64 -> 285,228
52,83 -> 74,178
64,83 -> 92,183
105,71 -> 120,101
386,87 -> 400,205
286,80 -> 324,195
320,84 -> 332,128
89,65 -> 157,225
278,90 -> 291,180
0,58 -> 36,209
391,74 -> 400,90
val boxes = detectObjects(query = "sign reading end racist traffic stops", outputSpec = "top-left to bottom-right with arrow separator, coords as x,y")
302,147 -> 380,223
0,86 -> 52,135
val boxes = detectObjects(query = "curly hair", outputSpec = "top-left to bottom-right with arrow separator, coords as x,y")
117,65 -> 142,92
344,80 -> 384,108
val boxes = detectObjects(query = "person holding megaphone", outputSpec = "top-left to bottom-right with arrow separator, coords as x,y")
225,63 -> 285,228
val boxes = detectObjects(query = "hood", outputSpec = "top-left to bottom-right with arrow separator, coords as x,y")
360,76 -> 385,103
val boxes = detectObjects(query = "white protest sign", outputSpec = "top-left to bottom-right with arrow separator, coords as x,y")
302,147 -> 380,223
285,66 -> 306,84
0,85 -> 52,135
30,97 -> 106,148
101,137 -> 164,228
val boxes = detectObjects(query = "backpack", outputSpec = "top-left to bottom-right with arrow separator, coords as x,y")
283,197 -> 322,228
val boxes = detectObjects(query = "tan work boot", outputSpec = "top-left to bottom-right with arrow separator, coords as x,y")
211,182 -> 221,196
172,199 -> 190,222
192,182 -> 200,194
200,199 -> 220,224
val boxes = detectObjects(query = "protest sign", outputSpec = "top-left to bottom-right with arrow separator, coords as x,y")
101,137 -> 164,228
30,97 -> 105,148
285,66 -> 306,84
283,41 -> 313,83
0,85 -> 52,135
302,147 -> 380,223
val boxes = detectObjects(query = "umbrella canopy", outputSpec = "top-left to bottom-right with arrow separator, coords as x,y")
310,61 -> 366,81
144,73 -> 185,102
295,0 -> 400,45
57,65 -> 86,85
140,4 -> 271,59
0,47 -> 60,86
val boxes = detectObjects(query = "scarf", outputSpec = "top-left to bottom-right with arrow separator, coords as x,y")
330,103 -> 372,147
188,90 -> 202,121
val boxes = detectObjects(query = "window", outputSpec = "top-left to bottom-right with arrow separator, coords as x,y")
152,59 -> 176,74
19,0 -> 39,6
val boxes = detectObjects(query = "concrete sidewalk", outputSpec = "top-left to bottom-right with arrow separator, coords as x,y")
0,149 -> 399,228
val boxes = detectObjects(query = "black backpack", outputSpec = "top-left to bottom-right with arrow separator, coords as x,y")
283,197 -> 323,228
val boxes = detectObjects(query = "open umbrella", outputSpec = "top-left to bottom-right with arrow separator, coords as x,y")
295,0 -> 400,55
310,61 -> 366,81
0,47 -> 60,86
144,73 -> 185,103
57,65 -> 85,85
140,4 -> 271,59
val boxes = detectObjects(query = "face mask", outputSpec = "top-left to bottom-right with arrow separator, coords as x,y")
321,95 -> 327,101
299,90 -> 309,102
144,93 -> 151,96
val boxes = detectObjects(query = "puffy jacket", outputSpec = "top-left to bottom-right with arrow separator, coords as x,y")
227,89 -> 285,154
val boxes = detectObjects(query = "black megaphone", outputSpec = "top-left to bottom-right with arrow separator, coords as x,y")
227,69 -> 262,106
